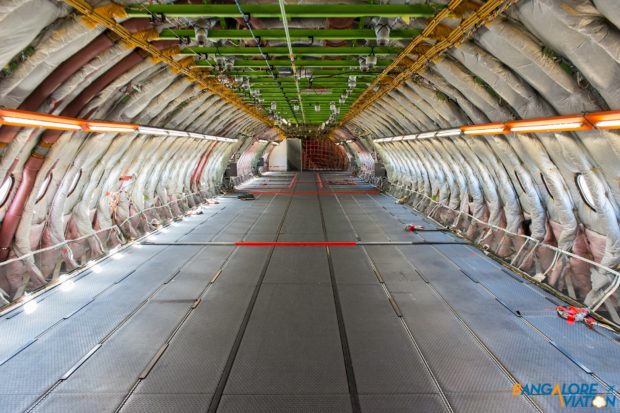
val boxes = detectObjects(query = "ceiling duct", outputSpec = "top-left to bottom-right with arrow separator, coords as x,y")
194,27 -> 208,46
374,22 -> 391,46
277,67 -> 294,77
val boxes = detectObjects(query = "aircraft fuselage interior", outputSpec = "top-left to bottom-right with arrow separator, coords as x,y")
0,1 -> 619,412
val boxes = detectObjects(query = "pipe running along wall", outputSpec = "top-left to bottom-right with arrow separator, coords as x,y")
0,2 -> 279,304
337,0 -> 620,324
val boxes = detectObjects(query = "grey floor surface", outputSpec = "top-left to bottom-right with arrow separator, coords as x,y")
0,172 -> 618,413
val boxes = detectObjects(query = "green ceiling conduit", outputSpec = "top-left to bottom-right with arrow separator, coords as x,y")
207,70 -> 382,77
159,29 -> 421,41
278,0 -> 306,123
180,46 -> 401,56
126,4 -> 441,18
194,59 -> 392,67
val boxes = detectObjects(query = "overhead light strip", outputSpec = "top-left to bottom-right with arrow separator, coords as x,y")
0,109 -> 238,142
370,110 -> 620,142
462,126 -> 505,135
594,120 -> 620,128
2,117 -> 82,131
509,122 -> 583,133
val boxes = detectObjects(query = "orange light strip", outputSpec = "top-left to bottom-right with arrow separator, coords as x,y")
0,108 -> 238,142
0,109 -> 139,133
0,109 -> 85,132
371,109 -> 620,142
461,123 -> 506,135
506,115 -> 588,134
585,110 -> 620,130
87,121 -> 137,133
459,111 -> 620,136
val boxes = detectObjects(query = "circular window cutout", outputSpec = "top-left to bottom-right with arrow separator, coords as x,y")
35,173 -> 52,203
575,173 -> 597,211
67,169 -> 82,196
0,175 -> 14,207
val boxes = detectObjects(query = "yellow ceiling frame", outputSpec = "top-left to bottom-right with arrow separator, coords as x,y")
62,0 -> 281,135
338,0 -> 517,127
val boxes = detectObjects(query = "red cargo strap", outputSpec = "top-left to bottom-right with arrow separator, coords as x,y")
556,306 -> 595,328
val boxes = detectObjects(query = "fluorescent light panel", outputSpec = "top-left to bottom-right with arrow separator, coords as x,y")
2,116 -> 81,130
463,127 -> 505,135
416,132 -> 436,139
595,120 -> 620,128
510,122 -> 583,132
436,128 -> 461,137
166,130 -> 189,137
88,125 -> 136,133
138,126 -> 168,135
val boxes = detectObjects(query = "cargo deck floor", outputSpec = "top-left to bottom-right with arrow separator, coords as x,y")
0,172 -> 618,413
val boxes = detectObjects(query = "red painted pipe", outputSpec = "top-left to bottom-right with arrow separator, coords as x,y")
0,156 -> 45,258
62,51 -> 145,117
189,142 -> 213,192
0,19 -> 157,144
20,36 -> 115,112
191,142 -> 219,192
190,147 -> 211,192
0,34 -> 178,260
63,40 -> 176,117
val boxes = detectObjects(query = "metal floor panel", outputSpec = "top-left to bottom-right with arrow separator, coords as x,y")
0,244 -> 165,361
358,394 -> 447,413
121,394 -> 213,413
224,283 -> 349,395
0,246 -> 202,398
263,244 -> 331,284
363,246 -> 425,285
2,174 -> 618,413
446,393 -> 539,413
346,191 -> 619,412
330,247 -> 380,285
338,284 -> 440,395
166,247 -> 234,278
524,314 -> 620,386
0,396 -> 38,413
32,300 -> 191,412
281,210 -> 323,234
26,393 -> 127,413
131,282 -> 257,395
475,276 -> 555,315
423,277 -> 596,412
392,289 -> 520,394
217,395 -> 352,413
0,200 -> 246,410
215,247 -> 273,287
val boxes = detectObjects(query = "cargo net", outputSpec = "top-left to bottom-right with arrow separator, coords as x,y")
302,138 -> 349,171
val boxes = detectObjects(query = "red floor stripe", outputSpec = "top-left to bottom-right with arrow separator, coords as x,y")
316,173 -> 324,189
287,173 -> 299,189
235,241 -> 357,247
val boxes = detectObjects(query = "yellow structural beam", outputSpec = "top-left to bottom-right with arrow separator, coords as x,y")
339,0 -> 517,126
62,0 -> 279,132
